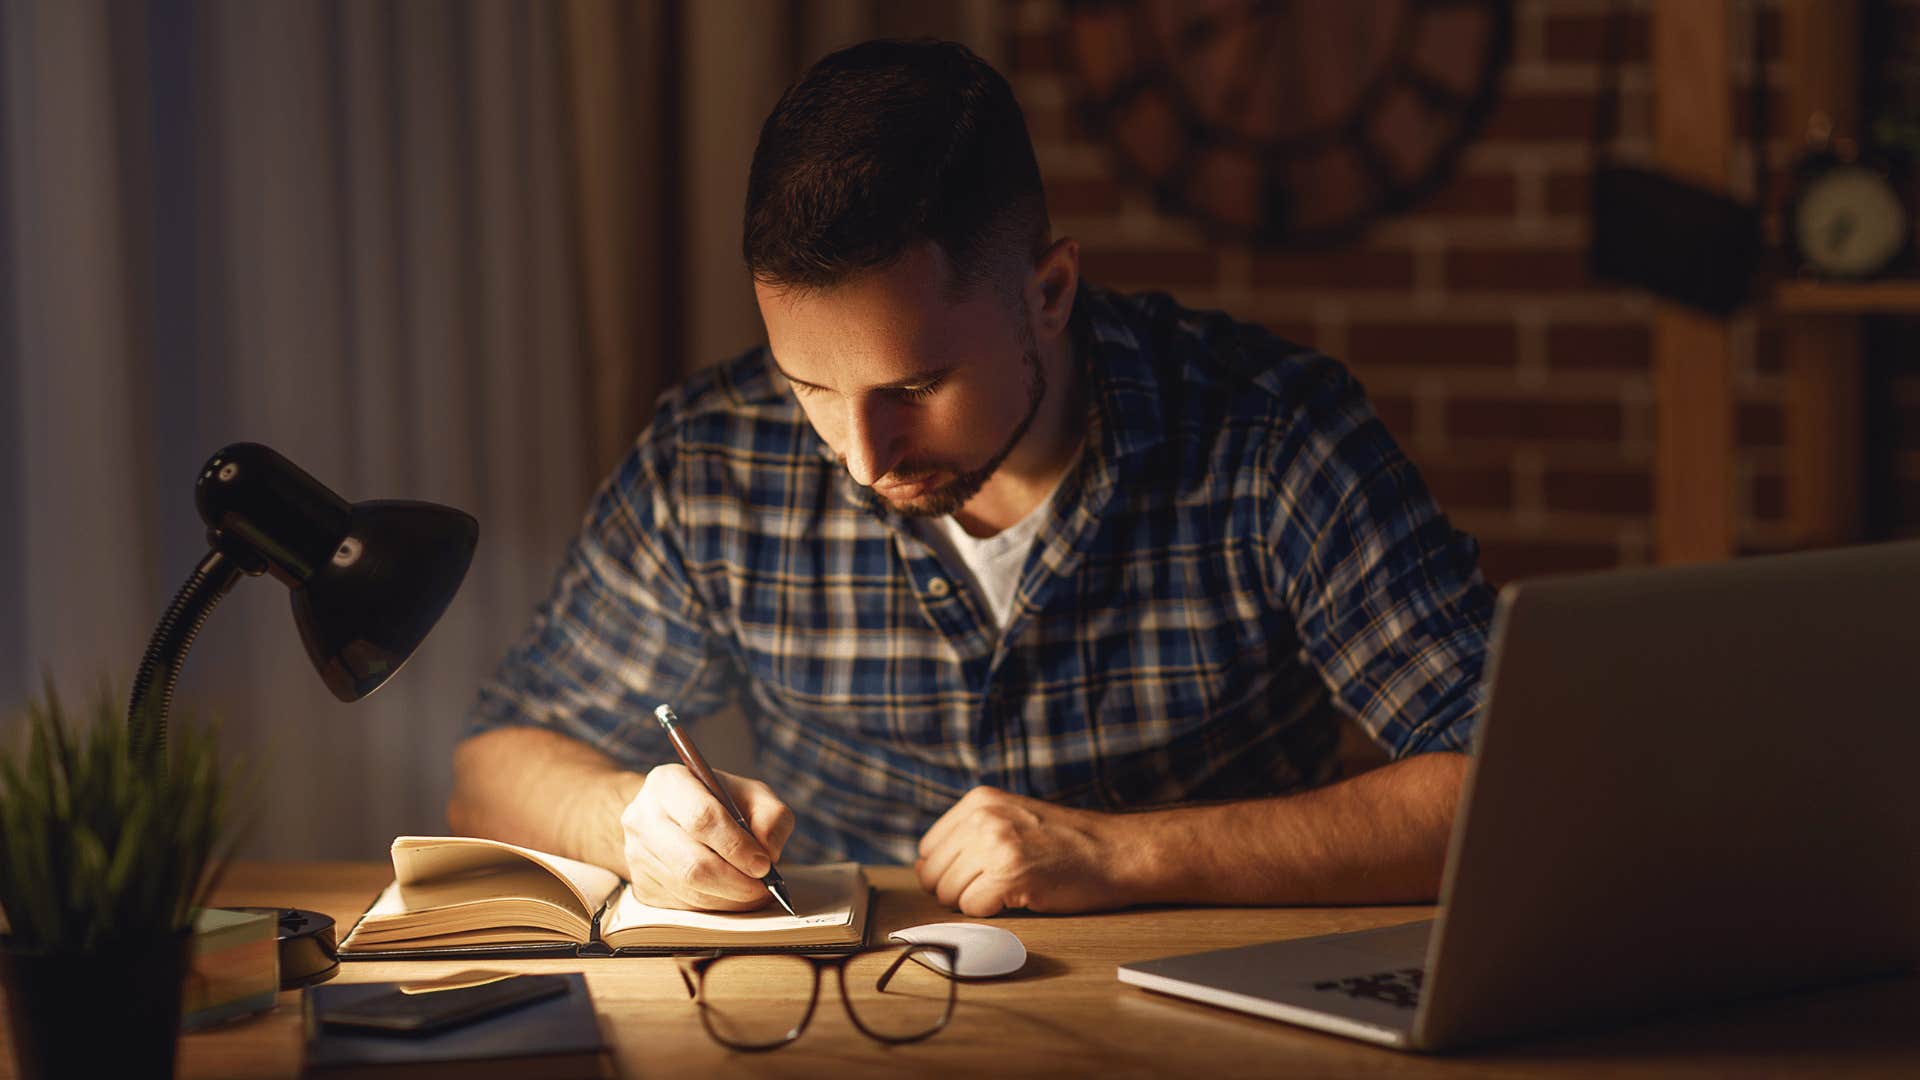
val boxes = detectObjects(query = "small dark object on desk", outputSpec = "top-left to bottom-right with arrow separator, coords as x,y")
318,971 -> 570,1036
302,971 -> 607,1079
227,905 -> 339,989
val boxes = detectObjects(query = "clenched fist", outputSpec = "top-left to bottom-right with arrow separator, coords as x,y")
914,785 -> 1132,917
621,764 -> 795,911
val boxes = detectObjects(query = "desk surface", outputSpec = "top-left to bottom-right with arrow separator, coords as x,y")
9,861 -> 1914,1079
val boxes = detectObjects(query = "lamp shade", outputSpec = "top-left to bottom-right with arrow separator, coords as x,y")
195,443 -> 478,701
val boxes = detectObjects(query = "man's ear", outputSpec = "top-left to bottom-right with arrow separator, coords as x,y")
1026,237 -> 1079,342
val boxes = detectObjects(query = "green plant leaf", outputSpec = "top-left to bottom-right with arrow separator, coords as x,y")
0,678 -> 239,950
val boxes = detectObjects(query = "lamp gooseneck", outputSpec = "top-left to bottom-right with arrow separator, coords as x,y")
126,550 -> 245,764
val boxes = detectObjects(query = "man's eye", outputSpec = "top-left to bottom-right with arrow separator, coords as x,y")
786,376 -> 943,400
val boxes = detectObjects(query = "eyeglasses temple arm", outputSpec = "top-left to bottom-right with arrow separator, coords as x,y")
873,945 -> 956,993
873,948 -> 917,993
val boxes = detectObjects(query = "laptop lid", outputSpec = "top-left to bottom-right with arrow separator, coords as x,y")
1118,920 -> 1434,1047
1414,541 -> 1920,1050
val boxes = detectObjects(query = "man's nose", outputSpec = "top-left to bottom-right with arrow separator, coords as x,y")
843,395 -> 904,486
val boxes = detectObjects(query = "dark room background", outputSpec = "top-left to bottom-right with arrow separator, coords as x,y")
2,0 -> 1914,859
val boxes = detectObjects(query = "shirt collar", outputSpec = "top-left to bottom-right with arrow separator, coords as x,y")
1072,283 -> 1166,479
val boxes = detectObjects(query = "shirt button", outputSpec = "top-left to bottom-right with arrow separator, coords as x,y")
926,577 -> 951,598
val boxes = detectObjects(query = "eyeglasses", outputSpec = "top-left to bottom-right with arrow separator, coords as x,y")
676,943 -> 959,1051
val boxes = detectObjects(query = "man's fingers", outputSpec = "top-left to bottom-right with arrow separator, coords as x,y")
915,829 -> 964,894
625,864 -> 682,908
955,873 -> 1008,918
917,785 -> 989,859
730,776 -> 796,862
628,844 -> 754,912
917,810 -> 955,862
648,830 -> 768,907
627,764 -> 803,910
770,813 -> 796,861
929,834 -> 990,907
933,846 -> 988,910
667,874 -> 770,913
647,803 -> 768,903
663,774 -> 772,878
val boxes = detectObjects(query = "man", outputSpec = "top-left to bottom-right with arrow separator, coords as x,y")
449,40 -> 1491,918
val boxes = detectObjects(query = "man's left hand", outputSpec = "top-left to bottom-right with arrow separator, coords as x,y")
914,786 -> 1136,916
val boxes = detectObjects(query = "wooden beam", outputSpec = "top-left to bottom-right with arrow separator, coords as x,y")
1781,0 -> 1859,138
1652,0 -> 1737,564
1653,311 -> 1736,563
1779,0 -> 1864,549
1783,317 -> 1864,545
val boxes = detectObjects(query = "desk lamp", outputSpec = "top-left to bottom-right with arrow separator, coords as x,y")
127,442 -> 478,987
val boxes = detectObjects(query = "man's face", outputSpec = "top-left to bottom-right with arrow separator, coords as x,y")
754,244 -> 1045,518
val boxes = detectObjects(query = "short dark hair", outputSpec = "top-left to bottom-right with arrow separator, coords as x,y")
743,39 -> 1049,295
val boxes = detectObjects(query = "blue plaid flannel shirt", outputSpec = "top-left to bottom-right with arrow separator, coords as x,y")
469,285 -> 1494,865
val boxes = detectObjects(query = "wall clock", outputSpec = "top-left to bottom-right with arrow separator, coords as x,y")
1061,0 -> 1513,247
1783,139 -> 1913,280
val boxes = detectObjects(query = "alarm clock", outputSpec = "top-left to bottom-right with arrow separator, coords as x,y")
1783,140 -> 1913,279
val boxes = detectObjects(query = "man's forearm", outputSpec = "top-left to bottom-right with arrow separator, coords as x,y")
447,727 -> 644,875
1117,751 -> 1469,907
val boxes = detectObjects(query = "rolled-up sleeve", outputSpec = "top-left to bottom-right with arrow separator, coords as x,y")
1263,362 -> 1494,758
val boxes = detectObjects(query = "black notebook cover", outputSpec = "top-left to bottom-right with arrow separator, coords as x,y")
302,972 -> 607,1078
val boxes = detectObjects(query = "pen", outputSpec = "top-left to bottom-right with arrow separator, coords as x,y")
653,704 -> 797,917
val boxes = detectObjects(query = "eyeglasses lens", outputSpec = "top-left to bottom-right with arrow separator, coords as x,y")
698,954 -> 818,1049
842,944 -> 956,1041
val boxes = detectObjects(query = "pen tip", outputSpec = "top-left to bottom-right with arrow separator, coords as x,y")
771,887 -> 797,917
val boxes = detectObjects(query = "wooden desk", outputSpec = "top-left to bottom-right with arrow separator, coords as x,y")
12,862 -> 1914,1078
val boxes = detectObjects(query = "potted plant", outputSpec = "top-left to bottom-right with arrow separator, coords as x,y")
0,684 -> 235,1080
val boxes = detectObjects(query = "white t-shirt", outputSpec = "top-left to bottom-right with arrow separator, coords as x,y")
911,454 -> 1081,632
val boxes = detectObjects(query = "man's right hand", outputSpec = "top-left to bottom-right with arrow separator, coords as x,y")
620,764 -> 796,912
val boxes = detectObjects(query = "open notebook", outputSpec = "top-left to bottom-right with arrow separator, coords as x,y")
338,836 -> 871,959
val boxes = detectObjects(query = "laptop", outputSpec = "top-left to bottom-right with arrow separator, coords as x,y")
1118,541 -> 1920,1051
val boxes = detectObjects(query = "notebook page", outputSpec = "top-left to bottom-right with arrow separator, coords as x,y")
601,863 -> 861,936
390,836 -> 622,917
343,880 -> 586,948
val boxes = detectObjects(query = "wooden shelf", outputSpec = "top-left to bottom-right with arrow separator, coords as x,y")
1773,279 -> 1920,315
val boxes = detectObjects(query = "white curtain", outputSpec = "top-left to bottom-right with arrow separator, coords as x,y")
0,0 -> 603,859
0,0 -> 999,859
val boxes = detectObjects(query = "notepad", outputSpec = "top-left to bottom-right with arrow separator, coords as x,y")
338,835 -> 870,959
304,972 -> 608,1078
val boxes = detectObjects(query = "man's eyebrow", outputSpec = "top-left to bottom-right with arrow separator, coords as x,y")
769,355 -> 956,392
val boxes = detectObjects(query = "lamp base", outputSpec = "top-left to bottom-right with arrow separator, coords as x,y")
223,907 -> 338,990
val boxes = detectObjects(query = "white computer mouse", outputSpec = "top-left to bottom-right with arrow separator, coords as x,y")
888,921 -> 1027,978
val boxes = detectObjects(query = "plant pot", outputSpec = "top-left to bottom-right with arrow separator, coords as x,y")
1,928 -> 193,1080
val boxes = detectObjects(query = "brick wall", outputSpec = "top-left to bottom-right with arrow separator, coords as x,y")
1006,0 -> 1811,587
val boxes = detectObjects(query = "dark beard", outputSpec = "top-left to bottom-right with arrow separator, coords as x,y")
881,343 -> 1047,520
